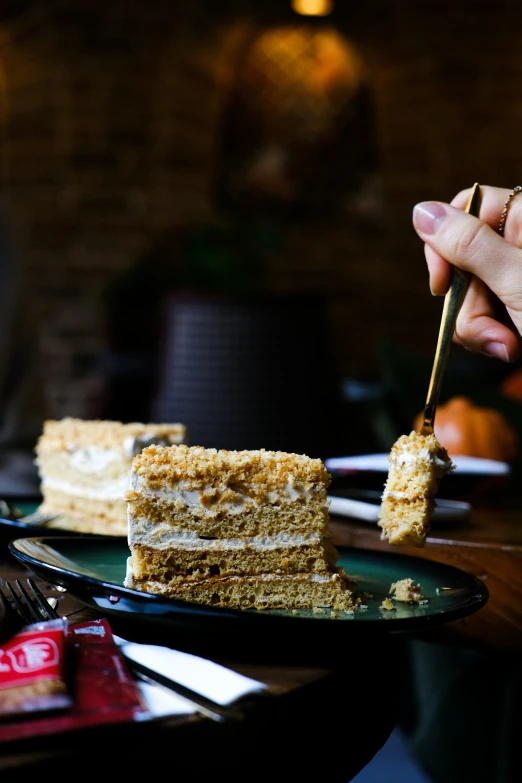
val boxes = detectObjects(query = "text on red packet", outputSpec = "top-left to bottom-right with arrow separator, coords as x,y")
0,627 -> 65,687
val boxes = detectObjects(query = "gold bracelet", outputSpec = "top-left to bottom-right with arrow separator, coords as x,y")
498,186 -> 522,235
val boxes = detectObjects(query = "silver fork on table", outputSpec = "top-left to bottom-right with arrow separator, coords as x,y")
1,578 -> 243,723
3,578 -> 60,625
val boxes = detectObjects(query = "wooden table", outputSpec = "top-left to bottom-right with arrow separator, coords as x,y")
327,470 -> 522,783
0,550 -> 399,778
329,470 -> 522,654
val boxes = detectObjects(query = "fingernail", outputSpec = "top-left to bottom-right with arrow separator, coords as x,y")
413,202 -> 448,235
484,341 -> 510,362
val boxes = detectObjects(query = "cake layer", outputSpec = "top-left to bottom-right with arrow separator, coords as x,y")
40,473 -> 130,500
39,482 -> 128,535
124,565 -> 355,611
39,487 -> 127,528
127,533 -> 339,581
43,510 -> 127,536
37,456 -> 127,485
377,497 -> 433,546
127,500 -> 329,541
36,418 -> 187,456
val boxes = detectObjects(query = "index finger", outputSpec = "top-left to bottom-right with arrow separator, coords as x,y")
450,185 -> 521,236
421,185 -> 522,294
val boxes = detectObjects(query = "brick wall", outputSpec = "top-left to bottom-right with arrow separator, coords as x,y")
0,0 -> 521,420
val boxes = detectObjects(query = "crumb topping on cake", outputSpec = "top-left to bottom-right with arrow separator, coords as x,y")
127,444 -> 330,509
132,444 -> 330,483
36,418 -> 186,455
387,431 -> 454,477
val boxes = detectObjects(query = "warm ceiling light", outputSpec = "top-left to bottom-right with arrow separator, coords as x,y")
291,0 -> 334,17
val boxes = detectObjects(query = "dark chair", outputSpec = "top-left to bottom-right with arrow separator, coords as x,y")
150,290 -> 345,457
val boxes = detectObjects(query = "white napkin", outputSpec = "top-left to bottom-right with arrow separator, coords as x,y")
114,635 -> 268,719
324,453 -> 510,475
136,680 -> 196,718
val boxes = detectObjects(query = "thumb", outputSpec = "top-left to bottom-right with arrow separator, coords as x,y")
412,201 -> 522,307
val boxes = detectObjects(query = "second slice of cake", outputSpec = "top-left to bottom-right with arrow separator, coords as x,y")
124,444 -> 354,611
35,418 -> 187,536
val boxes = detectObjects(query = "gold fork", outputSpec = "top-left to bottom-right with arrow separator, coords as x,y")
420,182 -> 482,436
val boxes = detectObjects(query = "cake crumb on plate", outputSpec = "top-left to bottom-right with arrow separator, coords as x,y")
389,578 -> 425,604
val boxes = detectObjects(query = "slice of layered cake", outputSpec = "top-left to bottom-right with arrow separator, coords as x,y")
124,444 -> 354,611
35,418 -> 187,535
377,431 -> 454,546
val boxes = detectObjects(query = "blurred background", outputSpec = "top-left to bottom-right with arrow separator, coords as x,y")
2,0 -> 522,469
2,4 -> 522,781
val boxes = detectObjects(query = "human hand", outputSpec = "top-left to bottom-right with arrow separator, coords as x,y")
412,185 -> 522,363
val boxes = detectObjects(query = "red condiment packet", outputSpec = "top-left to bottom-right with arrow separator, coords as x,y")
0,617 -> 147,742
0,618 -> 71,718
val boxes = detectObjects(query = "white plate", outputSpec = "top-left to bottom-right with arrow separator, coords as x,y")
324,453 -> 511,476
327,491 -> 471,524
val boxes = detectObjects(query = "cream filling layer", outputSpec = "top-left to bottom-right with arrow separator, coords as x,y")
382,490 -> 427,500
390,447 -> 451,471
68,447 -> 123,473
62,434 -> 185,474
42,475 -> 129,501
129,474 -> 323,516
128,521 -> 322,550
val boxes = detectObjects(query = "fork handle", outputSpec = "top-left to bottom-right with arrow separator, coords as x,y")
421,268 -> 470,434
122,655 -> 245,724
421,183 -> 481,434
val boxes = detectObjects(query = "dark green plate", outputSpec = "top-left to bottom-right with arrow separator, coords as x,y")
8,536 -> 488,644
0,515 -> 92,546
0,501 -> 120,547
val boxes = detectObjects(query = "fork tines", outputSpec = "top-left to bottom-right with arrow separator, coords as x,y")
3,578 -> 59,626
19,511 -> 61,527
